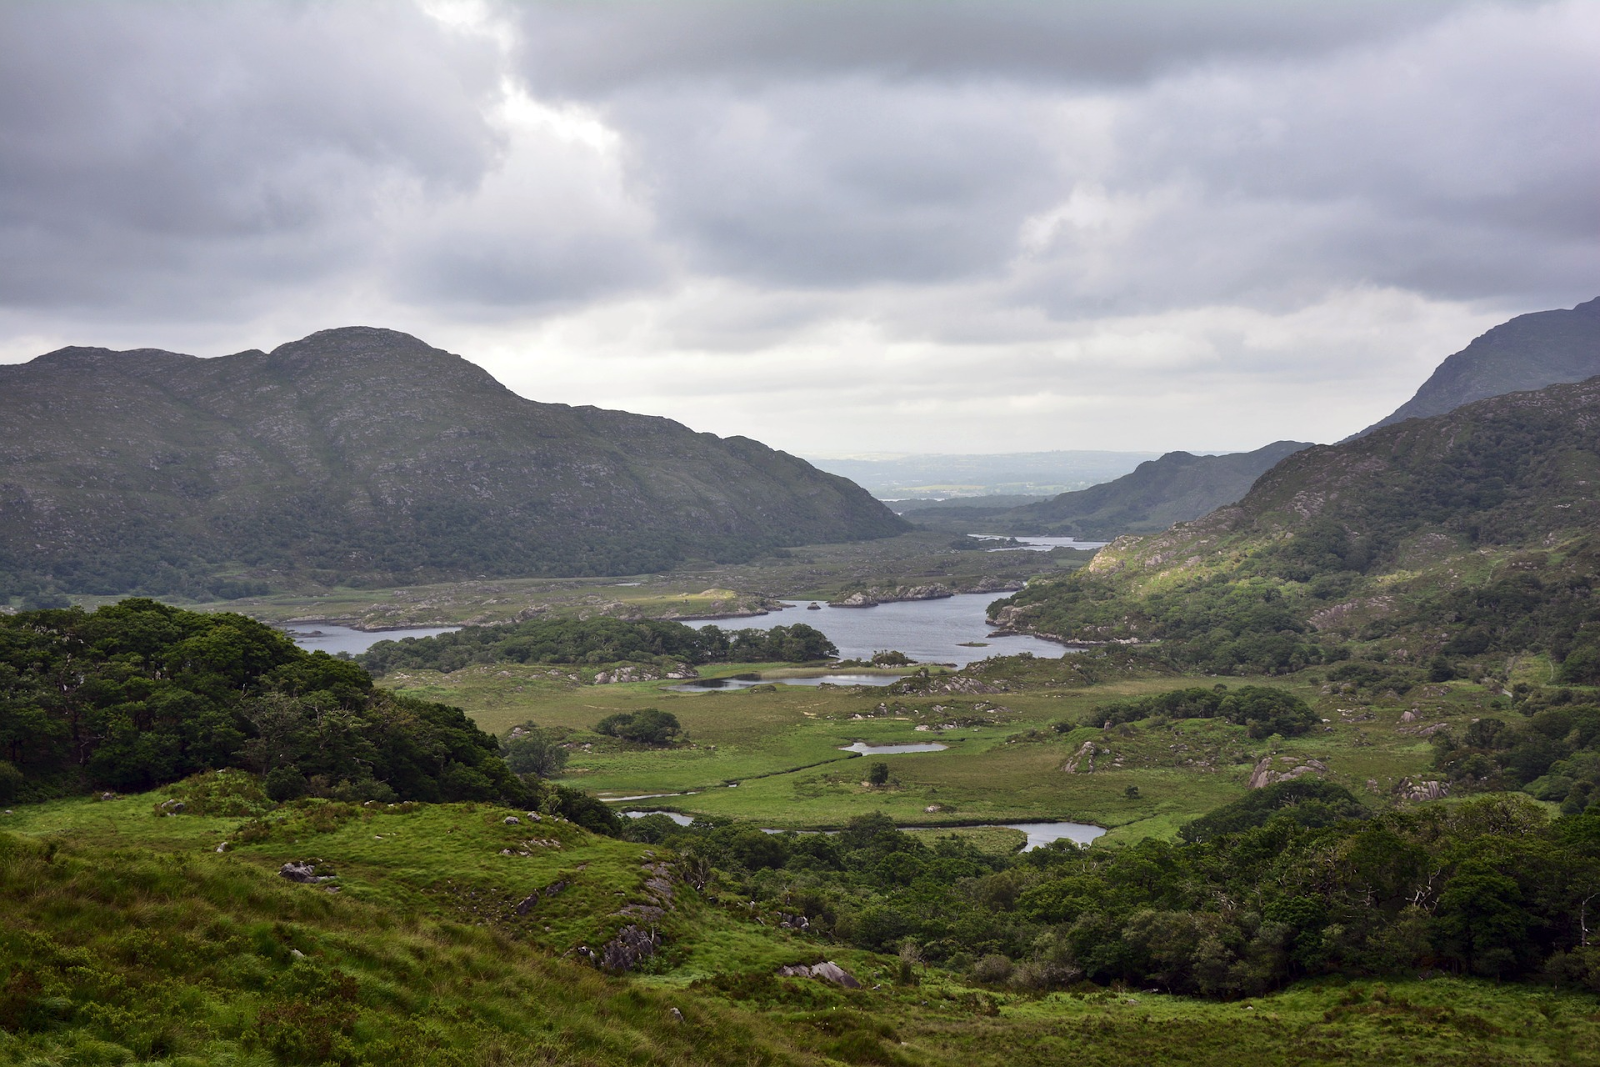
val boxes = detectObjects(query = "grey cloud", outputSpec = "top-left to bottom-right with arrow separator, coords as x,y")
0,2 -> 504,313
507,0 -> 1464,92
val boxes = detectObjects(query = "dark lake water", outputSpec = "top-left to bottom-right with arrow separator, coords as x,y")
730,593 -> 1067,666
284,623 -> 461,656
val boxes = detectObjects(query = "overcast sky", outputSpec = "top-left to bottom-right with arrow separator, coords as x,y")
1,0 -> 1595,454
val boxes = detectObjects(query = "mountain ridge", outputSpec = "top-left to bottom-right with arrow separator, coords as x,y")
0,327 -> 907,598
1352,295 -> 1600,438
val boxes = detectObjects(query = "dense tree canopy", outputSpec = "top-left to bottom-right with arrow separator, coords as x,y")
0,600 -> 525,805
358,617 -> 837,675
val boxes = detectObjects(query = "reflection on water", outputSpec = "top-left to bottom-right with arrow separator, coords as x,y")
730,593 -> 1067,666
670,672 -> 902,692
998,821 -> 1106,850
284,623 -> 460,656
839,741 -> 948,754
975,534 -> 1109,553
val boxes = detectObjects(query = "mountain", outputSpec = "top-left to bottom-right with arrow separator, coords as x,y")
988,441 -> 1313,539
1354,295 -> 1600,437
990,376 -> 1600,681
0,327 -> 907,598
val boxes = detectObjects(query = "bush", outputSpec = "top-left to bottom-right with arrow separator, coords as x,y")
593,708 -> 681,746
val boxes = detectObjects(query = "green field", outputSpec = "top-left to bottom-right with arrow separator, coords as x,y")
378,653 -> 1503,840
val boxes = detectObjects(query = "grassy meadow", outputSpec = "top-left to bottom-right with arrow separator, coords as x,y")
379,653 -> 1508,840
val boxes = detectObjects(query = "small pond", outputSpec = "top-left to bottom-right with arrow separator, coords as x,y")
838,741 -> 948,755
755,820 -> 1104,850
974,534 -> 1109,553
283,623 -> 460,656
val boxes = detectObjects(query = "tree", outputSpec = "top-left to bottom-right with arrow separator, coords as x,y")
502,723 -> 569,778
868,762 -> 890,786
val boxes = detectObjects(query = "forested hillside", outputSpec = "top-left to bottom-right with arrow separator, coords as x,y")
0,327 -> 906,601
989,376 -> 1600,680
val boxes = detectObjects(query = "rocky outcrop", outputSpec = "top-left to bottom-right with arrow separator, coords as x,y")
776,961 -> 861,988
592,663 -> 697,685
1247,756 -> 1330,789
580,925 -> 660,973
1395,778 -> 1450,802
1063,741 -> 1102,774
279,861 -> 336,884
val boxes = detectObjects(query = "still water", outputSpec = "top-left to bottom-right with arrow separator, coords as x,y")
977,535 -> 1109,553
838,741 -> 949,755
670,672 -> 902,692
283,623 -> 460,656
728,593 -> 1067,667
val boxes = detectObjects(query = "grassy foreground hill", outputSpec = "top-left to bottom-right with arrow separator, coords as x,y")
0,327 -> 906,601
989,375 -> 1600,681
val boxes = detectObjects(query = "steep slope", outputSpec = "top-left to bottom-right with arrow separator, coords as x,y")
1354,295 -> 1600,437
990,376 -> 1600,679
990,440 -> 1312,539
0,327 -> 906,597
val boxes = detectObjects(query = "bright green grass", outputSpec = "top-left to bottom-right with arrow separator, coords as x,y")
7,792 -> 1599,1066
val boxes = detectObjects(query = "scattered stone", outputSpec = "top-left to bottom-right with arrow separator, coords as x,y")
776,961 -> 861,988
525,812 -> 542,822
1399,710 -> 1419,723
290,948 -> 305,959
504,815 -> 521,825
157,799 -> 186,815
669,1007 -> 685,1024
278,861 -> 336,884
215,842 -> 230,853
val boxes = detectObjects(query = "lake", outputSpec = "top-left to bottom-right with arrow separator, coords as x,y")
283,623 -> 461,656
976,535 -> 1109,553
729,593 -> 1067,666
669,672 -> 902,692
838,741 -> 948,754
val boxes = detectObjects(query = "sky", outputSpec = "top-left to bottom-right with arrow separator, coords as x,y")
1,0 -> 1595,455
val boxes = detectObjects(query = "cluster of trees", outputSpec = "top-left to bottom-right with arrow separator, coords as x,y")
358,617 -> 837,675
1432,694 -> 1600,814
630,789 -> 1600,997
1082,685 -> 1319,739
593,708 -> 682,746
0,600 -> 521,806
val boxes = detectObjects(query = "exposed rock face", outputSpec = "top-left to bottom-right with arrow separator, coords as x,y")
1396,778 -> 1450,802
776,961 -> 861,988
1248,756 -> 1330,789
582,925 -> 660,973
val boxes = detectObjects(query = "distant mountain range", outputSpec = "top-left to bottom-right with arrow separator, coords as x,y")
1353,295 -> 1600,437
991,374 -> 1600,681
0,327 -> 906,599
956,440 -> 1312,540
805,450 -> 1160,499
